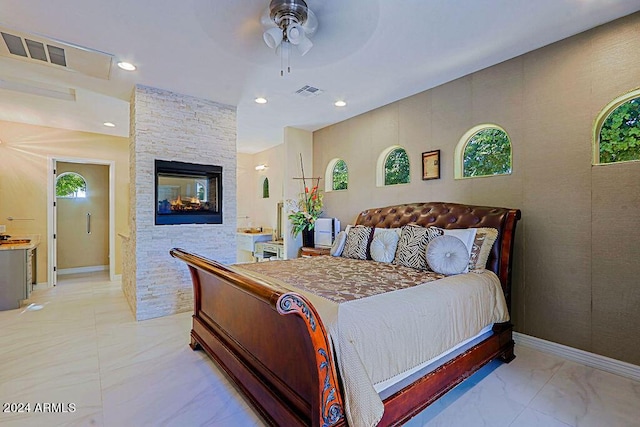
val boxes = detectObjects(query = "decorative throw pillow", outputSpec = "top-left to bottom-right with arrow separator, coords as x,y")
393,225 -> 443,270
468,227 -> 499,270
341,226 -> 373,260
370,230 -> 400,263
330,231 -> 347,257
426,235 -> 470,275
441,228 -> 477,273
372,227 -> 402,239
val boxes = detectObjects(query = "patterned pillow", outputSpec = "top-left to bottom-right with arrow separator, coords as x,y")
393,225 -> 443,270
370,230 -> 400,263
468,227 -> 499,270
341,226 -> 373,260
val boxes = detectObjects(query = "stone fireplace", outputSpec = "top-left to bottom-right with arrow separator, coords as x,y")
123,85 -> 237,320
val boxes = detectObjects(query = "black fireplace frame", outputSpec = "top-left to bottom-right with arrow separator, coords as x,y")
154,159 -> 223,225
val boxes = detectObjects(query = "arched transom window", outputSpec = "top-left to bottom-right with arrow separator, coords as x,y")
377,146 -> 410,186
455,125 -> 512,179
56,172 -> 87,198
325,158 -> 348,191
594,89 -> 640,165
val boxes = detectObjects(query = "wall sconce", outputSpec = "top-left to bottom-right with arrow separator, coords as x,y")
255,164 -> 267,171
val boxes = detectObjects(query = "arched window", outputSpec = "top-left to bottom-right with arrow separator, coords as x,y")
381,146 -> 410,186
56,172 -> 87,198
262,177 -> 270,198
594,89 -> 640,165
325,158 -> 348,191
455,125 -> 512,179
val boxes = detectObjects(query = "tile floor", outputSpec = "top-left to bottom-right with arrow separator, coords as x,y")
0,273 -> 638,427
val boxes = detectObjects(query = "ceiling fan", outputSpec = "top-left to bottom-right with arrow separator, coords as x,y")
261,0 -> 318,76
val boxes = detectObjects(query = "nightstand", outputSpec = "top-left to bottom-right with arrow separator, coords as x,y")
300,246 -> 331,257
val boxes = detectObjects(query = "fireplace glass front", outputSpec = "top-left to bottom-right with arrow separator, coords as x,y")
155,160 -> 222,225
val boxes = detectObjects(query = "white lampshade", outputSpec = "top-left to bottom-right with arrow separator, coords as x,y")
263,27 -> 283,49
296,36 -> 313,56
286,24 -> 304,45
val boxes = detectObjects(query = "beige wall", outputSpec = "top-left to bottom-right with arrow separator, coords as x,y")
313,13 -> 640,365
237,145 -> 285,232
0,120 -> 129,281
56,162 -> 109,270
236,128 -> 313,259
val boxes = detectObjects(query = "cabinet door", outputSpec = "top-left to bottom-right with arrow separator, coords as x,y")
0,249 -> 27,310
237,234 -> 254,252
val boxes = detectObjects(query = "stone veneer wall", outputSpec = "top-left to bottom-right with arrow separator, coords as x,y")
124,85 -> 237,320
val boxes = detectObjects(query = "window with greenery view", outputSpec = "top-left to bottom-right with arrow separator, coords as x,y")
332,159 -> 348,190
56,172 -> 87,198
262,177 -> 270,198
384,148 -> 410,185
462,127 -> 512,177
597,95 -> 640,164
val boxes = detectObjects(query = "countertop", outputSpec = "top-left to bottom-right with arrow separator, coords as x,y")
0,235 -> 41,251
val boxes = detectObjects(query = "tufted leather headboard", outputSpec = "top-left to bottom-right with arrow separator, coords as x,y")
355,202 -> 521,309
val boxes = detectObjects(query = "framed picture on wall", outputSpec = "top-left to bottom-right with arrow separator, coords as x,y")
422,150 -> 440,180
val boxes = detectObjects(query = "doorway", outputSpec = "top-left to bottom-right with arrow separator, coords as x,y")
48,157 -> 115,286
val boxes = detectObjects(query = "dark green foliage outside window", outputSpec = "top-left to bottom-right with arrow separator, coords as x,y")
599,97 -> 640,164
262,177 -> 269,198
56,173 -> 87,198
384,148 -> 410,185
332,159 -> 348,190
463,128 -> 512,177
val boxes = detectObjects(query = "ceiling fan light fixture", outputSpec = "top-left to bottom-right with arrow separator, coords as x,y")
296,36 -> 313,56
286,24 -> 304,45
262,0 -> 317,75
263,27 -> 283,49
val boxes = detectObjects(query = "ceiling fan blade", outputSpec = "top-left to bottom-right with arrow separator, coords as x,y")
302,8 -> 318,36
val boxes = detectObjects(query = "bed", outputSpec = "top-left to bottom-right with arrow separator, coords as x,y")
170,202 -> 521,426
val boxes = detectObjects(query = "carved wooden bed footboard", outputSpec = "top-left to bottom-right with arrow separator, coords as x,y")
170,248 -> 346,427
171,202 -> 521,426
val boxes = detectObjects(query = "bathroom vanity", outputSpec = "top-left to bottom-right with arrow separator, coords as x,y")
0,238 -> 38,310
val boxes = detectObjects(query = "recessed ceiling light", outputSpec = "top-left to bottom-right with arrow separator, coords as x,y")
334,100 -> 347,107
117,61 -> 136,71
255,97 -> 268,104
103,122 -> 116,127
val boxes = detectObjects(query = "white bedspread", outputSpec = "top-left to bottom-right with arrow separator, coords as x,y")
238,266 -> 509,427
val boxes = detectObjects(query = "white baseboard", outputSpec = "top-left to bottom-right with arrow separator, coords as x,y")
112,274 -> 122,281
57,265 -> 108,275
513,332 -> 640,382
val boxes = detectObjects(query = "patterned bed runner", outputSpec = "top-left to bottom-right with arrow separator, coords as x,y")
237,256 -> 444,303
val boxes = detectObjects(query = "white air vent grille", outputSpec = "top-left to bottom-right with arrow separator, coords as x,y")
295,85 -> 324,98
0,26 -> 112,80
2,31 -> 67,67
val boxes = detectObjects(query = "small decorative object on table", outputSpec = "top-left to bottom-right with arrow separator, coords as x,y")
289,154 -> 323,246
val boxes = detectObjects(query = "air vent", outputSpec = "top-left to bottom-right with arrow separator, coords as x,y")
295,85 -> 324,98
0,26 -> 112,80
2,32 -> 66,66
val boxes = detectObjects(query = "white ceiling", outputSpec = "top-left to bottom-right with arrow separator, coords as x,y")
0,0 -> 639,153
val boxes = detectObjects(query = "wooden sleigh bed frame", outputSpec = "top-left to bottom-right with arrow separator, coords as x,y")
170,202 -> 521,426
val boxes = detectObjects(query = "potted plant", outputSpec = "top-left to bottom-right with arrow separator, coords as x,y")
288,156 -> 323,247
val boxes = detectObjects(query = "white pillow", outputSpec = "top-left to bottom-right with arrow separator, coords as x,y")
373,227 -> 402,239
370,231 -> 400,263
426,235 -> 470,275
330,231 -> 347,257
441,228 -> 477,273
